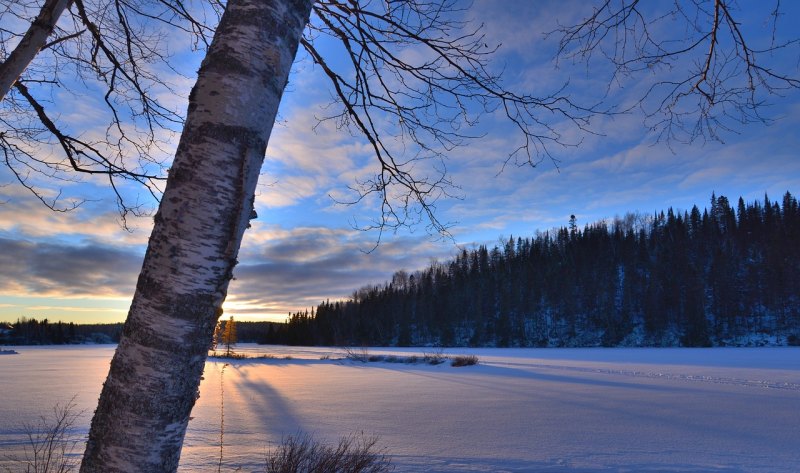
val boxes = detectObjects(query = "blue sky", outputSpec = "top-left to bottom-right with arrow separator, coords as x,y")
1,1 -> 799,324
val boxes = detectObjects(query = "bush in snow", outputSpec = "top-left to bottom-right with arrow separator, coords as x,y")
450,355 -> 479,367
3,399 -> 82,473
422,347 -> 447,365
265,433 -> 392,473
343,346 -> 371,363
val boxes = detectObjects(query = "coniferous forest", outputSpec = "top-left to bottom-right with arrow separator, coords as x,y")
276,193 -> 800,348
0,319 -> 277,346
3,193 -> 798,349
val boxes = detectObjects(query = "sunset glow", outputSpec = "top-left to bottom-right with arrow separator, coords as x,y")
2,0 -> 799,324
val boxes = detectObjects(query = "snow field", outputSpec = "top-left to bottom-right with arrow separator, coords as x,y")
1,345 -> 798,472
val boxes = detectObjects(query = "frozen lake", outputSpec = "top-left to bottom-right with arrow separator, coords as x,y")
1,345 -> 799,472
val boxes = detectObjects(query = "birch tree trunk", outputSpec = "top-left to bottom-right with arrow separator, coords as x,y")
0,0 -> 72,101
79,0 -> 314,471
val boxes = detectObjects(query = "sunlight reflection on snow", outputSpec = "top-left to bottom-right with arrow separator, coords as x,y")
1,345 -> 798,472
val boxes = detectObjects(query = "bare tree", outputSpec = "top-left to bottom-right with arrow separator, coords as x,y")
2,399 -> 82,473
0,0 -> 222,218
303,0 -> 602,237
0,0 -> 72,102
1,0 -> 797,472
553,0 -> 800,143
78,1 -> 313,469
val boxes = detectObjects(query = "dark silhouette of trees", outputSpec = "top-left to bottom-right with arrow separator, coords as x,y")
282,193 -> 800,348
0,318 -> 278,345
3,318 -> 121,344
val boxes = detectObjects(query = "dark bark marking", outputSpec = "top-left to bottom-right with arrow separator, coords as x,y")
191,122 -> 266,150
81,0 -> 317,470
201,43 -> 252,76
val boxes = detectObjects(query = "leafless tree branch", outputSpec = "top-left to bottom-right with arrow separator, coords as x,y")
552,0 -> 800,144
0,0 -> 221,222
304,0 -> 606,238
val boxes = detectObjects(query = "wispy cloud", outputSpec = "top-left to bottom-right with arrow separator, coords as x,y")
25,305 -> 127,313
0,238 -> 142,298
0,188 -> 153,246
1,0 -> 799,325
228,224 -> 455,320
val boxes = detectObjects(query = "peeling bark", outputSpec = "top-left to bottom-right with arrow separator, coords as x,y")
79,0 -> 314,471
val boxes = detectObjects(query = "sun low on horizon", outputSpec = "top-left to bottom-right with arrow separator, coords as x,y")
1,0 -> 799,327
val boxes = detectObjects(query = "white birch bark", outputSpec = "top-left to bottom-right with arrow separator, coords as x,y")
79,0 -> 314,471
0,0 -> 72,101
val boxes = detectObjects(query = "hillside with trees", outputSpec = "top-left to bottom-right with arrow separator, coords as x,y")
0,318 -> 122,345
3,192 -> 798,350
275,193 -> 800,348
0,319 -> 277,346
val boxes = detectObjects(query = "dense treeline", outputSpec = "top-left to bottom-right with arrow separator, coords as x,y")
278,192 -> 800,347
0,318 -> 123,345
0,318 -> 279,346
225,321 -> 283,344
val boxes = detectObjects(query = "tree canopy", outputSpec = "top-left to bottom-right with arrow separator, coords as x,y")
281,192 -> 800,348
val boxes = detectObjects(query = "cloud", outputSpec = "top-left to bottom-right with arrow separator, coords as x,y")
0,214 -> 456,323
255,174 -> 325,209
0,186 -> 154,246
0,238 -> 142,299
25,305 -> 127,313
418,83 -> 800,244
227,225 -> 455,320
254,103 -> 378,214
2,0 -> 799,326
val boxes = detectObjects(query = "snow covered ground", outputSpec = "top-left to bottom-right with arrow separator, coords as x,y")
1,345 -> 798,472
